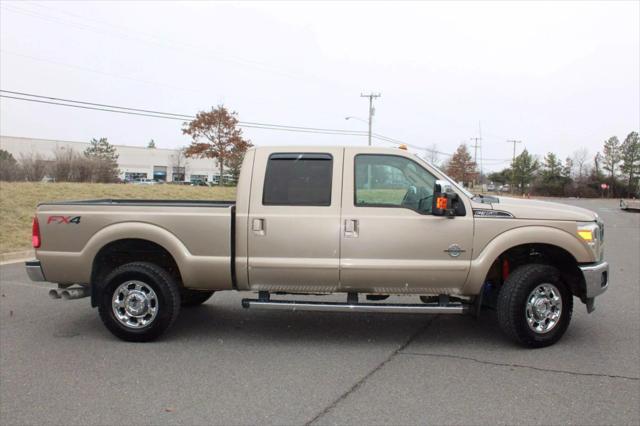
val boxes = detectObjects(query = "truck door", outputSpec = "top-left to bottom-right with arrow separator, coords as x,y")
247,148 -> 344,291
339,149 -> 473,294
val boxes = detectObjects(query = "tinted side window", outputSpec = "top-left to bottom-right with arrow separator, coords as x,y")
263,153 -> 333,206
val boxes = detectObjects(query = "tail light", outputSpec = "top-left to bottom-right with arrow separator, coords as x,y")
32,216 -> 41,248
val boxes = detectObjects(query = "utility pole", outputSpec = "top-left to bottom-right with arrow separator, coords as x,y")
470,136 -> 482,187
361,92 -> 381,146
470,122 -> 482,188
470,137 -> 481,163
507,139 -> 522,194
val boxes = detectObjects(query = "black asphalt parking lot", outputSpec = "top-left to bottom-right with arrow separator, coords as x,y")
1,199 -> 638,425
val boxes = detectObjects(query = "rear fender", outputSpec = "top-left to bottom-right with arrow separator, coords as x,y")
40,222 -> 231,290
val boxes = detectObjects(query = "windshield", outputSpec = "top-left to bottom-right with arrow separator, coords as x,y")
413,154 -> 474,199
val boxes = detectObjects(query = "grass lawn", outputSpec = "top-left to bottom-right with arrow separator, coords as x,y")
356,188 -> 407,205
0,182 -> 236,254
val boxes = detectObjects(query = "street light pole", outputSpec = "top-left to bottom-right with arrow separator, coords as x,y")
361,93 -> 381,146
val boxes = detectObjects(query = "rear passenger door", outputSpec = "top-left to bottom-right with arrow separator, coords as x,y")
247,148 -> 343,292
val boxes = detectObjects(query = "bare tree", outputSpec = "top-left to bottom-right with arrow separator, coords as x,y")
51,147 -> 75,182
19,152 -> 47,182
170,147 -> 189,182
425,143 -> 439,166
50,147 -> 99,182
572,148 -> 589,181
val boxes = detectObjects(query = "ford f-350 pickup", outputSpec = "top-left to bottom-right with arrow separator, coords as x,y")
25,146 -> 609,347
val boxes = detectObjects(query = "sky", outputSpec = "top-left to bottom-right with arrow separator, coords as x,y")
1,0 -> 639,171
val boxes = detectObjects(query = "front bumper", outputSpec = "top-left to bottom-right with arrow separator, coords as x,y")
579,261 -> 609,313
25,260 -> 46,282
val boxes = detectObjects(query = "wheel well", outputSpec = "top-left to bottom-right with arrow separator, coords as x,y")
485,243 -> 586,300
90,239 -> 183,306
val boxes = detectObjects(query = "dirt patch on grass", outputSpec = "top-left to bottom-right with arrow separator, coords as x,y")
0,182 -> 236,253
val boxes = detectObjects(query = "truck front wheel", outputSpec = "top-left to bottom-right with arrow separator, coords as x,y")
97,262 -> 181,342
497,264 -> 573,348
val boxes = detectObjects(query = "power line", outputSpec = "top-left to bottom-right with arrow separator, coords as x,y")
0,91 -> 439,150
1,90 -> 193,119
0,89 -> 513,161
0,92 -> 370,136
0,95 -> 188,120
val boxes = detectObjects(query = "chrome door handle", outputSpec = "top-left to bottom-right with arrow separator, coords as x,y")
252,218 -> 265,235
344,219 -> 359,238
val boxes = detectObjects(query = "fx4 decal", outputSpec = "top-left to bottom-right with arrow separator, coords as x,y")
47,215 -> 81,224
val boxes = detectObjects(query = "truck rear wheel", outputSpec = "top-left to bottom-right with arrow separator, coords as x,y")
97,262 -> 181,342
181,290 -> 214,307
497,264 -> 573,348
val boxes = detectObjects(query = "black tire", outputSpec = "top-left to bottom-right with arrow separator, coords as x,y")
97,262 -> 181,342
181,290 -> 214,307
497,264 -> 573,348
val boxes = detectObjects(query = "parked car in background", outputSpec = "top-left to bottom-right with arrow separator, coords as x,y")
620,198 -> 640,211
487,183 -> 496,192
132,179 -> 159,185
210,175 -> 237,185
501,184 -> 510,193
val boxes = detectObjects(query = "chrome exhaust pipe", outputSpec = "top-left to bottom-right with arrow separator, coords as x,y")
49,289 -> 62,299
60,287 -> 90,300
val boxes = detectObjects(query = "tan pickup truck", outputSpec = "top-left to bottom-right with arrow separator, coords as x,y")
25,146 -> 609,347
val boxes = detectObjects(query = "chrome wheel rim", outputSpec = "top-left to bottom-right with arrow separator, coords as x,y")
112,281 -> 158,329
525,283 -> 562,334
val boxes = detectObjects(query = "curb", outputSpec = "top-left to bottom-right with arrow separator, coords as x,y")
0,250 -> 34,265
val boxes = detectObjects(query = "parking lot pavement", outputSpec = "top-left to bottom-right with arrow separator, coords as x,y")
1,199 -> 638,425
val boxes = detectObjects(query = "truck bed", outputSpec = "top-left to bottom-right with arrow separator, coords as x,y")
35,199 -> 235,290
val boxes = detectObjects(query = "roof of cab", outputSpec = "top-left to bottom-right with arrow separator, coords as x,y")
250,145 -> 412,154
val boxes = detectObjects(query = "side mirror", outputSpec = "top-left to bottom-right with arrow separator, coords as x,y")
432,182 -> 459,218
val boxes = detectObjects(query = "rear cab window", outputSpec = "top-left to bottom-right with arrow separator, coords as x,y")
263,153 -> 333,206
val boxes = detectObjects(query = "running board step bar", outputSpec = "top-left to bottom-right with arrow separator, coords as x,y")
241,299 -> 469,314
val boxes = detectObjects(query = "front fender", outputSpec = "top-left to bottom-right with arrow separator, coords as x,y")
463,225 -> 594,295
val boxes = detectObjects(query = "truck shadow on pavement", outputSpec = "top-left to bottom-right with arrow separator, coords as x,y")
53,298 -> 587,349
165,302 -> 517,348
167,300 -> 591,349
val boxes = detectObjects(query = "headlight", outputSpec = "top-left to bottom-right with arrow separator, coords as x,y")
577,221 -> 601,260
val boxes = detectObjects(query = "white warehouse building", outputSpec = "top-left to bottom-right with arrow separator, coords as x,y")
0,135 -> 222,183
